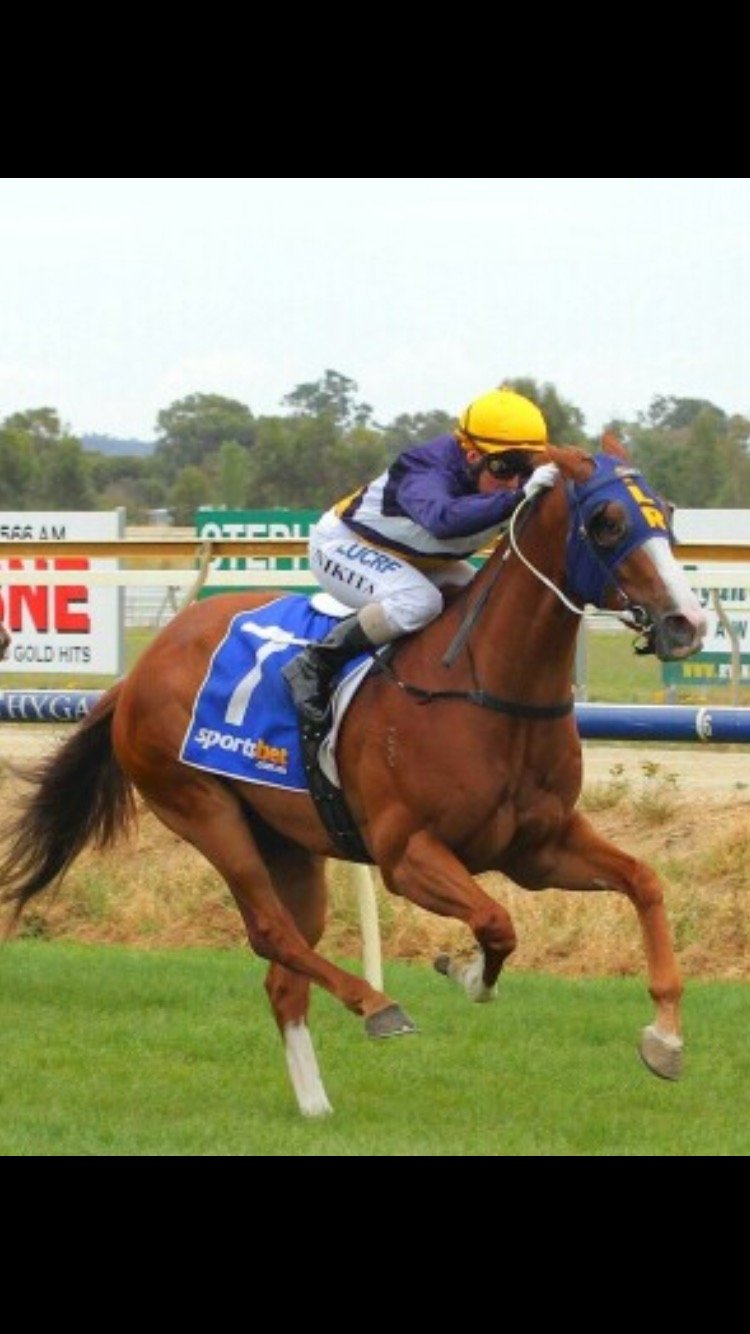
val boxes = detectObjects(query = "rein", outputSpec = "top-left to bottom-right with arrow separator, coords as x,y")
508,489 -> 587,615
440,495 -> 537,669
378,488 -> 574,721
374,653 -> 574,719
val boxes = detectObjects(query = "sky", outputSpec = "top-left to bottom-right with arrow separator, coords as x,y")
0,177 -> 748,442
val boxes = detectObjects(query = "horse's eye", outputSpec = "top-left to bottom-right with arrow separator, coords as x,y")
588,503 -> 628,549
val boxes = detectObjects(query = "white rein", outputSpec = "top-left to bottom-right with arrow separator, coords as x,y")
507,491 -> 636,628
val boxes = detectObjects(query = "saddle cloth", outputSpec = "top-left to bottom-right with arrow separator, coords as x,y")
179,593 -> 372,792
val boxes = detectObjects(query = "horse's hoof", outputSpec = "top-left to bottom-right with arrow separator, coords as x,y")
639,1024 -> 683,1081
365,1004 -> 418,1039
434,954 -> 450,976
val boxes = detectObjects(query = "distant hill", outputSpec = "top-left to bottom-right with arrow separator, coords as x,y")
82,434 -> 155,456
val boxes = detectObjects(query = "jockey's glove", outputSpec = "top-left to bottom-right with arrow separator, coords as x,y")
523,462 -> 559,499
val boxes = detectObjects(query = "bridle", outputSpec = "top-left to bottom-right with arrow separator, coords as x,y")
508,460 -> 675,653
375,454 -> 674,715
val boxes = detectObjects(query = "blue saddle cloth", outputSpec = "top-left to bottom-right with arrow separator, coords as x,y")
179,595 -> 365,792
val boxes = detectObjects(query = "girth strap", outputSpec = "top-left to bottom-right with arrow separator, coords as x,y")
297,717 -> 373,864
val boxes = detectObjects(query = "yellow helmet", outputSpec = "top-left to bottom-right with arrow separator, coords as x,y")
456,387 -> 548,453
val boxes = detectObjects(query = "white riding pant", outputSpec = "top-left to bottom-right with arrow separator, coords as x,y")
309,512 -> 475,636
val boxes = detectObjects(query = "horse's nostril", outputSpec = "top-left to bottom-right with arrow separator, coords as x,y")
665,614 -> 699,648
657,613 -> 705,660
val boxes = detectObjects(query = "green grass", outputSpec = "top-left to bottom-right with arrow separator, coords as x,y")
2,941 -> 749,1156
584,628 -> 663,703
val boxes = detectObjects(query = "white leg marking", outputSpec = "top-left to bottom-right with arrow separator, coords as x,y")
449,952 -> 497,1003
284,1020 -> 333,1117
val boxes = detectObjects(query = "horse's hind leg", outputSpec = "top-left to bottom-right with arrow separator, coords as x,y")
130,768 -> 411,1110
262,838 -> 332,1117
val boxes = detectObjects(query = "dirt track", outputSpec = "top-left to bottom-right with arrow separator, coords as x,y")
581,741 -> 748,797
0,723 -> 746,797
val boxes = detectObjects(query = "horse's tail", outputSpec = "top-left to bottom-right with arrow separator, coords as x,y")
0,684 -> 136,926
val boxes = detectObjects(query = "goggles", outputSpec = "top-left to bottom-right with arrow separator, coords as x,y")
482,452 -> 535,481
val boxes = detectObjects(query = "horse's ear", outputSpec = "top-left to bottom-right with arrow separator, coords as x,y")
601,431 -> 630,461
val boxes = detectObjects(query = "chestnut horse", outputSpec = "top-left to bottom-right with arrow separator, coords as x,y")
0,437 -> 706,1116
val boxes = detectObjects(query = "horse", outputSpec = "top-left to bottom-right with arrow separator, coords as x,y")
0,435 -> 707,1117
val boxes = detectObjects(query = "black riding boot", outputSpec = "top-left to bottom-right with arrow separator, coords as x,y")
281,614 -> 375,725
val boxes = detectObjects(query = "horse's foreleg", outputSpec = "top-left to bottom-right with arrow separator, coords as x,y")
433,949 -> 498,1002
506,810 -> 683,1080
380,829 -> 517,998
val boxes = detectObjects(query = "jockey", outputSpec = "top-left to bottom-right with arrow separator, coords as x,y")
282,386 -> 559,725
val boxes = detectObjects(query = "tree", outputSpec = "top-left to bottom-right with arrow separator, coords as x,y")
155,394 -> 255,476
218,441 -> 250,509
96,475 -> 169,522
627,424 -> 679,500
283,370 -> 373,430
727,413 -> 750,451
640,396 -> 727,432
3,407 -> 67,446
2,376 -> 747,516
322,428 -> 389,505
33,439 -> 96,509
248,416 -> 337,509
87,455 -> 168,521
380,410 -> 454,458
0,408 -> 95,509
169,465 -> 211,525
629,405 -> 750,507
85,452 -> 152,491
0,427 -> 36,507
246,411 -> 389,510
711,430 -> 750,506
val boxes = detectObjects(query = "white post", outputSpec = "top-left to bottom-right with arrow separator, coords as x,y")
352,864 -> 383,990
574,618 -> 588,701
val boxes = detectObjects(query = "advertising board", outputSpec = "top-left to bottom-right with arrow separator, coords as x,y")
0,510 -> 124,675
